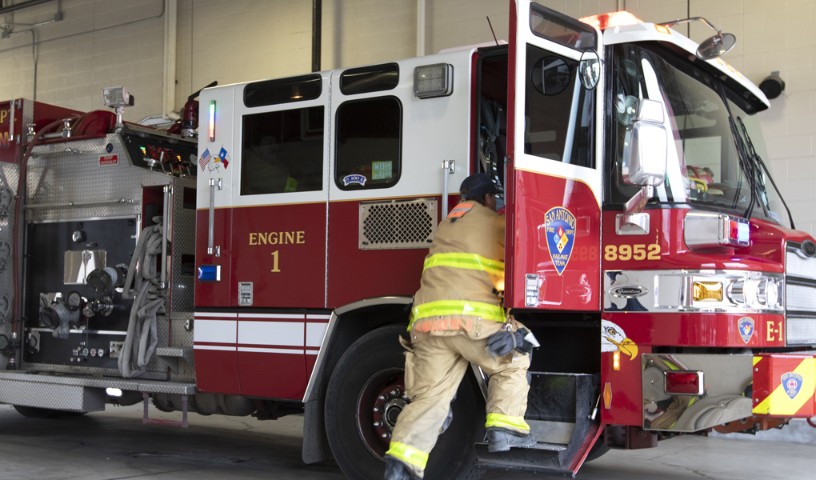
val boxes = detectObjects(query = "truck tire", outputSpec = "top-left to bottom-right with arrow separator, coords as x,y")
324,324 -> 484,480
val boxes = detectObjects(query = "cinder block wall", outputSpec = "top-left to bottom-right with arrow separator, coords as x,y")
0,0 -> 812,233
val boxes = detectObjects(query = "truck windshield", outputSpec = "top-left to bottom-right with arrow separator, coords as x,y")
609,43 -> 790,228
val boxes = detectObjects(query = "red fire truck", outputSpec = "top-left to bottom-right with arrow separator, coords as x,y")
0,1 -> 814,478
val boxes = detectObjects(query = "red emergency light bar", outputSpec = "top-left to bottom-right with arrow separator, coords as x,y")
728,217 -> 751,247
580,11 -> 643,30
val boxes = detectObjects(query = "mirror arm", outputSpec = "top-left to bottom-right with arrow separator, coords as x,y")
624,185 -> 654,215
660,16 -> 719,34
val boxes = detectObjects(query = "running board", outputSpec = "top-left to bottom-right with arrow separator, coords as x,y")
474,373 -> 601,476
0,371 -> 196,412
474,443 -> 564,473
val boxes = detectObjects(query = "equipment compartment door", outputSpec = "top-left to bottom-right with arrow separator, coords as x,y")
505,0 -> 602,311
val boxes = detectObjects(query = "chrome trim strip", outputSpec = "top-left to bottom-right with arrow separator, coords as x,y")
605,269 -> 784,313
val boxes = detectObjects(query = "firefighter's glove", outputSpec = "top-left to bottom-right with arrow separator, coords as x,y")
486,328 -> 536,358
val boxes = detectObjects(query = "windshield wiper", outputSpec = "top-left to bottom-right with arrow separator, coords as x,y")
724,111 -> 760,218
736,117 -> 795,229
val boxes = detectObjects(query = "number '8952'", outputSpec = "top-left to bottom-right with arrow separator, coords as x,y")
603,244 -> 661,261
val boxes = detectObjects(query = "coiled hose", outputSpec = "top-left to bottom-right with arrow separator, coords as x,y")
118,219 -> 165,378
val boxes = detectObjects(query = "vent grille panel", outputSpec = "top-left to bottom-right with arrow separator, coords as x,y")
359,199 -> 437,250
785,242 -> 816,345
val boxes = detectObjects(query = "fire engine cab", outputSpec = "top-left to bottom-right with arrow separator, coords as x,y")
0,1 -> 814,479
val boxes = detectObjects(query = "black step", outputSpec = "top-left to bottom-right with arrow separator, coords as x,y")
474,442 -> 566,474
473,372 -> 601,476
475,439 -> 567,452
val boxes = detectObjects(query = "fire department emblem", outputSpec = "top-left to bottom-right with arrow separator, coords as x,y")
544,207 -> 576,276
738,316 -> 755,344
781,372 -> 803,399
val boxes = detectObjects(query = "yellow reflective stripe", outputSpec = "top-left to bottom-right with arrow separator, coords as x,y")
664,360 -> 680,371
485,412 -> 530,433
409,300 -> 505,329
423,252 -> 504,276
753,357 -> 816,416
385,442 -> 429,471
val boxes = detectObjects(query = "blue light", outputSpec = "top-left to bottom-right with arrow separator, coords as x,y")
197,265 -> 221,282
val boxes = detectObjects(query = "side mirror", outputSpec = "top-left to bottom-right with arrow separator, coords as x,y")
622,99 -> 668,187
658,17 -> 736,60
578,50 -> 601,90
697,32 -> 736,60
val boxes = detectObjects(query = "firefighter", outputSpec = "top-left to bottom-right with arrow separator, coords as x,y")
384,173 -> 538,480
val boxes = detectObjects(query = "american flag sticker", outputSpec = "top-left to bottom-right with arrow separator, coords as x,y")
199,148 -> 211,171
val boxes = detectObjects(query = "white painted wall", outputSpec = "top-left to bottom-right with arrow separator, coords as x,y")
0,0 -> 813,233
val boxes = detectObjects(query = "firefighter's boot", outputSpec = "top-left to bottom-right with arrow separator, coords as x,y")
487,427 -> 537,453
384,457 -> 419,480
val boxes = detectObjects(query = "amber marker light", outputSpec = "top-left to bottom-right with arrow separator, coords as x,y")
603,382 -> 613,409
693,281 -> 723,302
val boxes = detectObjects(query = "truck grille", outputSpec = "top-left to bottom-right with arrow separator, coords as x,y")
785,242 -> 816,345
359,198 -> 437,250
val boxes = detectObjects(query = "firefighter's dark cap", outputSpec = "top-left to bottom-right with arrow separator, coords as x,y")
460,173 -> 500,200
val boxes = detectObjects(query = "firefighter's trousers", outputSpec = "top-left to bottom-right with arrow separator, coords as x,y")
386,330 -> 531,478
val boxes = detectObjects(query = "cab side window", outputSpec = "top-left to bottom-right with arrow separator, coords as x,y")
335,97 -> 402,190
525,44 -> 595,168
241,107 -> 324,195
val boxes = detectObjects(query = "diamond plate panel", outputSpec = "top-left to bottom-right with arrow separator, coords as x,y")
0,371 -> 196,396
27,134 -> 174,223
0,377 -> 106,411
156,311 -> 196,382
168,177 -> 196,314
0,162 -> 17,369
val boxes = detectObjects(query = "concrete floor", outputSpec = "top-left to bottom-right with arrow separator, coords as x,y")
0,404 -> 813,480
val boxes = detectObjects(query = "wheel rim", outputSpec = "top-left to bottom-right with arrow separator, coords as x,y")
356,367 -> 406,458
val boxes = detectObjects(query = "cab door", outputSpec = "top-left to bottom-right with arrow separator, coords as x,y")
228,74 -> 330,309
194,75 -> 330,398
505,0 -> 602,310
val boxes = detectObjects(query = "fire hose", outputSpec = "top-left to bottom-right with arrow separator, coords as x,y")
118,219 -> 164,378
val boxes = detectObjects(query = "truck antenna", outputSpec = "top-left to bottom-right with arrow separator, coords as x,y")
486,16 -> 498,45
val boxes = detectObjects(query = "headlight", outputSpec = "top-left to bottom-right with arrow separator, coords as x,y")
727,277 -> 781,310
